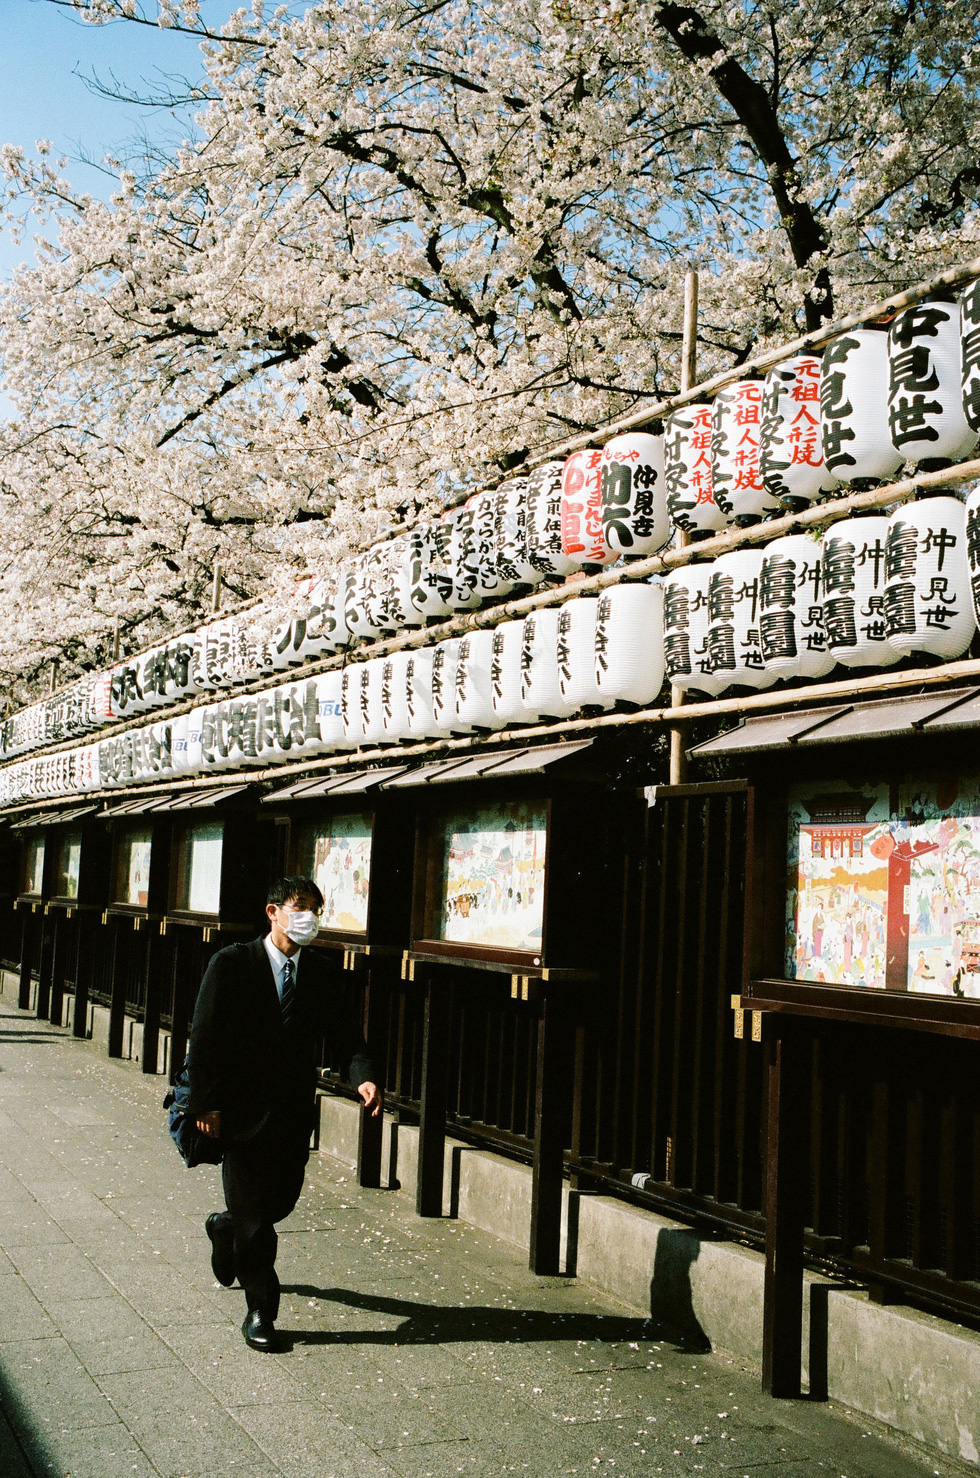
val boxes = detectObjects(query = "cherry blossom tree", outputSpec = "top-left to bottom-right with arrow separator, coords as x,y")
1,0 -> 979,697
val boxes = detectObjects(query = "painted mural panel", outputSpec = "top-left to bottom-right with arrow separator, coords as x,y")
437,801 -> 547,954
787,776 -> 980,997
305,813 -> 373,935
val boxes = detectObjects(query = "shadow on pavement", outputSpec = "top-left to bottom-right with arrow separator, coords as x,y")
277,1283 -> 681,1352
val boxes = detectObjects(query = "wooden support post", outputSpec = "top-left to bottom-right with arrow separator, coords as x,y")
416,971 -> 449,1217
35,912 -> 55,1021
72,913 -> 93,1038
357,959 -> 385,1188
762,1019 -> 808,1398
107,919 -> 127,1058
48,913 -> 66,1027
529,991 -> 570,1275
18,909 -> 36,1011
141,926 -> 163,1072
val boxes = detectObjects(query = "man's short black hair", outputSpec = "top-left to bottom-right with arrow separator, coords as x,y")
267,875 -> 324,910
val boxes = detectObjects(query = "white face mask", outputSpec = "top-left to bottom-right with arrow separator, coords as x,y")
282,910 -> 320,946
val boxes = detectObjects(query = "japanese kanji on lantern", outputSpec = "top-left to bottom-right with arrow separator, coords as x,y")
962,280 -> 980,434
707,549 -> 777,691
760,357 -> 837,509
965,486 -> 980,630
490,619 -> 528,725
556,597 -> 612,711
406,647 -> 437,738
525,462 -> 578,576
663,564 -> 728,697
711,379 -> 781,524
379,652 -> 411,742
377,536 -> 424,629
521,609 -> 572,719
495,476 -> 540,585
444,505 -> 484,612
887,301 -> 977,468
408,522 -> 454,619
455,630 -> 504,730
820,515 -> 900,669
594,582 -> 665,706
599,433 -> 670,556
342,664 -> 364,744
820,329 -> 903,486
432,639 -> 473,734
884,496 -> 975,661
663,403 -> 728,535
560,448 -> 615,566
359,658 -> 388,745
758,534 -> 834,681
469,488 -> 512,598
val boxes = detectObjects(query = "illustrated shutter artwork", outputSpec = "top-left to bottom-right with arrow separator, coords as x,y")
662,564 -> 728,697
887,301 -> 978,468
758,534 -> 834,681
559,448 -> 615,566
884,496 -> 976,661
759,356 -> 838,509
711,380 -> 780,523
594,583 -> 666,706
405,647 -> 437,738
820,515 -> 900,669
599,433 -> 671,556
663,403 -> 728,535
490,619 -> 527,725
525,461 -> 578,576
706,549 -> 777,692
455,630 -> 505,730
556,597 -> 612,711
820,329 -> 904,485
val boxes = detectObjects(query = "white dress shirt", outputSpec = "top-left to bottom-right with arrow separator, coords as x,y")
264,933 -> 301,1000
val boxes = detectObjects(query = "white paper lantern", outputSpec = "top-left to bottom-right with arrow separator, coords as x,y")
315,671 -> 347,747
525,462 -> 578,576
711,380 -> 780,523
490,619 -> 528,725
184,709 -> 204,772
559,449 -> 615,567
376,538 -> 424,630
706,550 -> 778,691
342,664 -> 364,744
170,713 -> 189,772
556,598 -> 612,711
594,583 -> 666,706
345,555 -> 387,640
408,522 -> 455,618
886,301 -> 978,468
359,658 -> 388,745
431,639 -> 473,734
820,329 -> 904,485
455,631 -> 505,730
760,357 -> 838,508
960,279 -> 980,433
521,609 -> 573,719
381,651 -> 413,741
758,534 -> 834,680
446,503 -> 485,611
495,477 -> 541,585
406,647 -> 437,738
599,433 -> 670,555
662,564 -> 728,697
820,515 -> 900,670
885,495 -> 975,660
455,490 -> 513,601
663,404 -> 728,534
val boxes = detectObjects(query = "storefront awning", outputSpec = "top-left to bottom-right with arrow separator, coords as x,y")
9,803 -> 98,831
149,784 -> 252,811
380,738 -> 595,787
261,764 -> 412,803
689,686 -> 980,757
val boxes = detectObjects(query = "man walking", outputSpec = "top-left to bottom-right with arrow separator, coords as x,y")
186,876 -> 381,1351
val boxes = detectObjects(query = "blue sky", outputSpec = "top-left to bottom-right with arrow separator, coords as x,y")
0,0 -> 234,280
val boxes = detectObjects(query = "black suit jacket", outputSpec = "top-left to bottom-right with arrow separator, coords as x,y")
186,936 -> 376,1135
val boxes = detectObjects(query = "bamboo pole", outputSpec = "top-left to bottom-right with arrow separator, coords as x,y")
668,270 -> 698,785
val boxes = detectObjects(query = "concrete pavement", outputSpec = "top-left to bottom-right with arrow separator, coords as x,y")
0,1000 -> 969,1478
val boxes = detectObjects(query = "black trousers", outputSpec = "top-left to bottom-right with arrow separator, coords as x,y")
214,1106 -> 313,1318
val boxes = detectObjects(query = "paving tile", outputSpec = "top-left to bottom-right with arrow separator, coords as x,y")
97,1366 -> 280,1476
229,1399 -> 403,1478
14,1419 -> 162,1478
154,1324 -> 307,1406
0,1335 -> 120,1434
0,1414 -> 33,1478
0,1274 -> 60,1341
6,1240 -> 117,1303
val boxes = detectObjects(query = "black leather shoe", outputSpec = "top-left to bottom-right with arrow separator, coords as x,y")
242,1309 -> 278,1352
205,1213 -> 235,1287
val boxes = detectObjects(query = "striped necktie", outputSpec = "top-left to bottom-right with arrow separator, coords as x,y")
280,958 -> 296,1027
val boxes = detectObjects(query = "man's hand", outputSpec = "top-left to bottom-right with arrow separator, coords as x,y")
195,1111 -> 222,1138
357,1082 -> 383,1117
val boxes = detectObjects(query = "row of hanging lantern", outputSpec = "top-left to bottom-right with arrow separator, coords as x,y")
5,483 -> 980,806
5,289 -> 980,772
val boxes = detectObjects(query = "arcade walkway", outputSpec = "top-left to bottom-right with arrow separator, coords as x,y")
0,1001 -> 968,1478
